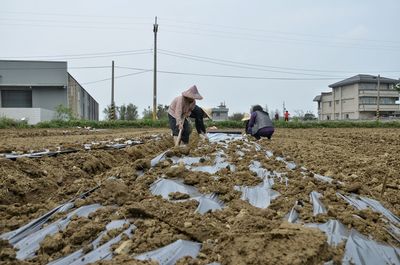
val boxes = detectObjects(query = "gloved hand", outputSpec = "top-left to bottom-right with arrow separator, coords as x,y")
178,121 -> 183,130
199,133 -> 208,140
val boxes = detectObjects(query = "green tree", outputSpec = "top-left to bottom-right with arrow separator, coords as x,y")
126,103 -> 138,120
118,104 -> 127,120
103,105 -> 118,120
142,106 -> 152,119
157,104 -> 169,120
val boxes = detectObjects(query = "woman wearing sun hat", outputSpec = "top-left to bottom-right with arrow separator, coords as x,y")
168,85 -> 203,145
189,105 -> 212,140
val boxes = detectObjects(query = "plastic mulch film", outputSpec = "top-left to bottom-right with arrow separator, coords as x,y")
266,150 -> 274,158
150,178 -> 201,199
170,156 -> 203,166
64,224 -> 136,265
193,194 -> 224,214
0,202 -> 74,245
310,191 -> 327,216
135,239 -> 201,265
275,156 -> 297,170
14,204 -> 102,260
1,186 -> 99,245
151,151 -> 168,167
306,220 -> 349,246
285,201 -> 302,223
206,133 -> 243,143
314,174 -> 334,183
3,149 -> 78,160
249,161 -> 272,179
48,220 -> 132,265
338,193 -> 400,225
190,151 -> 235,174
235,181 -> 280,209
342,229 -> 400,265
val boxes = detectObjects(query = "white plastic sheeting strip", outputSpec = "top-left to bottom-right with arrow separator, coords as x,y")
249,161 -> 272,179
14,204 -> 102,260
1,203 -> 74,245
48,220 -> 132,265
306,220 -> 349,246
342,229 -> 400,265
235,181 -> 280,209
310,191 -> 327,216
135,239 -> 201,265
150,178 -> 201,199
285,201 -> 301,223
276,156 -> 297,170
190,151 -> 235,174
171,156 -> 203,165
150,179 -> 224,214
193,194 -> 224,214
151,151 -> 168,167
67,224 -> 136,265
206,133 -> 243,143
338,193 -> 400,225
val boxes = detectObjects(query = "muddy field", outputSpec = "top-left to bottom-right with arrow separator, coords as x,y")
0,127 -> 399,265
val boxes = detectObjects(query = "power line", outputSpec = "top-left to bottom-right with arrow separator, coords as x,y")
159,49 -> 400,74
81,70 -> 151,85
158,17 -> 400,45
161,28 -> 400,52
158,51 -> 341,77
0,50 -> 152,61
115,65 -> 344,80
1,49 -> 151,59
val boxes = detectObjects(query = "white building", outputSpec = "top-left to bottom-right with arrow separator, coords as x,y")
0,60 -> 99,124
314,74 -> 400,120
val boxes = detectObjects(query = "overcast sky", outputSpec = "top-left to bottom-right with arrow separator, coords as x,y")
1,0 -> 400,119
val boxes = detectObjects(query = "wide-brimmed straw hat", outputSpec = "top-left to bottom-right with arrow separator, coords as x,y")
200,107 -> 212,120
241,113 -> 250,121
182,85 -> 203,100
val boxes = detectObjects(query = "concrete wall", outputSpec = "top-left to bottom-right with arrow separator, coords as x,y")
32,86 -> 67,110
0,108 -> 56,124
68,74 -> 99,120
0,61 -> 67,86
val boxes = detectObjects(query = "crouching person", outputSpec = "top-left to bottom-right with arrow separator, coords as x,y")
168,85 -> 203,146
247,105 -> 275,140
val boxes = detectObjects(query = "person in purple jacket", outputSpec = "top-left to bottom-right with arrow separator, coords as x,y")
247,105 -> 275,140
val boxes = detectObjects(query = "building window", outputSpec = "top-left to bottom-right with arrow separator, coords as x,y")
360,83 -> 376,90
1,90 -> 32,108
335,100 -> 339,104
345,114 -> 349,119
329,101 -> 332,107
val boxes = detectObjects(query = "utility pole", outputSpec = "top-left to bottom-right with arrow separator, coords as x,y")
153,16 -> 158,120
376,74 -> 381,120
110,60 -> 115,120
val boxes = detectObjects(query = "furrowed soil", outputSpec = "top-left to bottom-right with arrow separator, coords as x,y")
0,127 -> 399,265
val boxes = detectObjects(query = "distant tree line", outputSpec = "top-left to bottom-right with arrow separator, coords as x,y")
103,104 -> 169,120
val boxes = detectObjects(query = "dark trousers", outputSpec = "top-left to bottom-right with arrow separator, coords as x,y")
254,127 -> 275,140
168,114 -> 190,144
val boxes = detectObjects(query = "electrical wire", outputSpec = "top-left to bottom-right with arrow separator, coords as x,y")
115,66 -> 344,80
159,49 -> 400,74
158,51 -> 341,77
1,50 -> 152,61
81,70 -> 151,85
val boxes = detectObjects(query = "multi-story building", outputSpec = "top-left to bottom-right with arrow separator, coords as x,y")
211,102 -> 229,121
0,60 -> 99,124
313,74 -> 400,120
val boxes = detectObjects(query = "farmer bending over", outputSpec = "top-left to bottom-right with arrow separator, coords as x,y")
247,105 -> 275,140
168,85 -> 203,145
